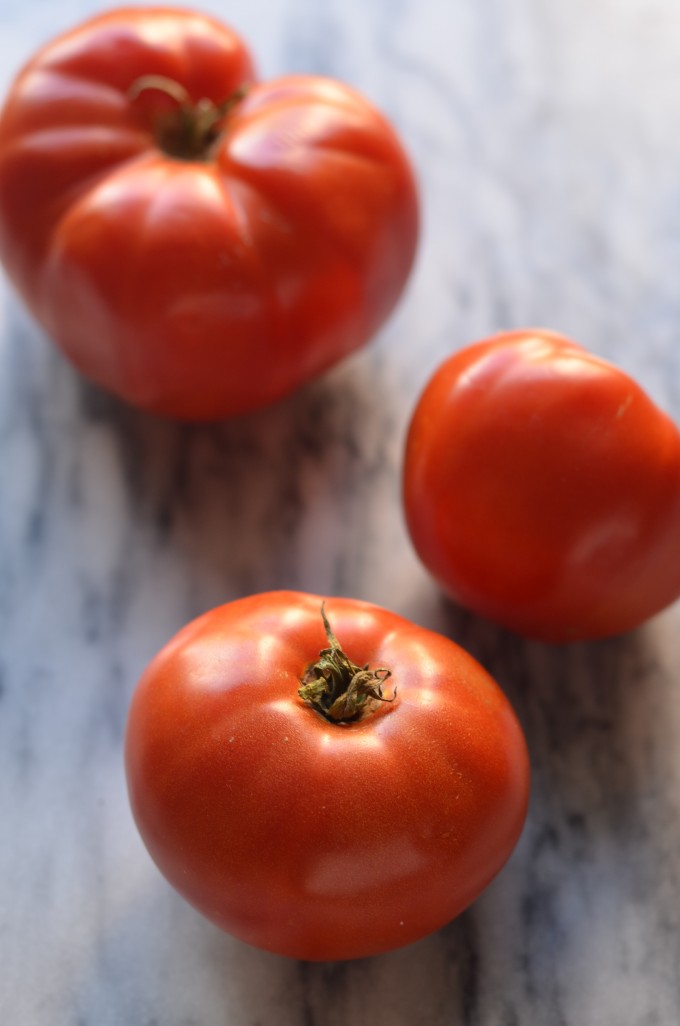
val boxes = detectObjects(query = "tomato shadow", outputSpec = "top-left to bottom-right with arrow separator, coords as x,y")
411,589 -> 668,840
74,867 -> 496,1026
410,592 -> 680,1019
74,345 -> 402,617
175,909 -> 515,1026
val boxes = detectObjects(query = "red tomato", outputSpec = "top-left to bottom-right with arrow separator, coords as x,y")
125,591 -> 529,961
403,329 -> 680,642
0,8 -> 418,420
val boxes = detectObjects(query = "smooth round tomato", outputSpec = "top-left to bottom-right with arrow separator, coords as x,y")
125,591 -> 529,961
403,329 -> 680,642
0,8 -> 418,420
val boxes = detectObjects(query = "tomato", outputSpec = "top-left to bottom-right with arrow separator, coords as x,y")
403,329 -> 680,642
0,8 -> 418,420
125,591 -> 529,961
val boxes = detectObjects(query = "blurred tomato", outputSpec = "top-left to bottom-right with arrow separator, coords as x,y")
0,7 -> 418,419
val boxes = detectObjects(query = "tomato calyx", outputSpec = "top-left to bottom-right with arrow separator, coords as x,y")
128,75 -> 249,161
298,605 -> 396,724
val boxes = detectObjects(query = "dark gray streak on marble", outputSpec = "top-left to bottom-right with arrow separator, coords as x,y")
1,306 -> 57,556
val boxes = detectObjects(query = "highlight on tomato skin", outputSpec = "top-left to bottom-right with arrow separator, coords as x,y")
402,328 -> 680,643
0,7 -> 419,421
124,591 -> 530,962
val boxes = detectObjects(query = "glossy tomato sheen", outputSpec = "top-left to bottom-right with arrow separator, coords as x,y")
403,330 -> 680,642
0,8 -> 418,419
125,591 -> 529,961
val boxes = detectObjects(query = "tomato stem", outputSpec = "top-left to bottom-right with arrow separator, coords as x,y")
128,75 -> 249,160
298,605 -> 396,724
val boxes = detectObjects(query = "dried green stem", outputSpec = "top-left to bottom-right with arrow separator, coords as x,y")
298,605 -> 396,724
128,75 -> 249,160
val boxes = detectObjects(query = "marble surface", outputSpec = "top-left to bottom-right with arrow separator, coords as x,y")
2,0 -> 680,1023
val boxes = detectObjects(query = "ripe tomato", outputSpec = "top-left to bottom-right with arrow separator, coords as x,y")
403,329 -> 680,642
0,8 -> 418,420
125,591 -> 529,961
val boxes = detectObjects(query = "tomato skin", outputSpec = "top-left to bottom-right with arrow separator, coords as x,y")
0,8 -> 418,420
124,591 -> 529,961
403,330 -> 680,642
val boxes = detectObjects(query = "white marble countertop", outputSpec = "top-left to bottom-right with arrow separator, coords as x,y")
3,0 -> 680,1023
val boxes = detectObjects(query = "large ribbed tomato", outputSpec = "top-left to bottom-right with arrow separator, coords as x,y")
125,591 -> 529,961
403,330 -> 680,642
0,7 -> 418,419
